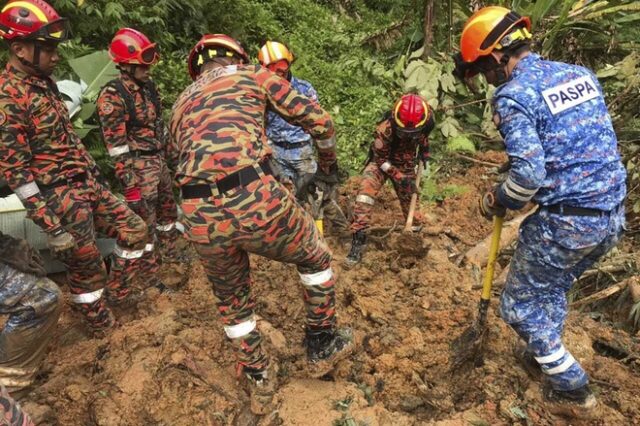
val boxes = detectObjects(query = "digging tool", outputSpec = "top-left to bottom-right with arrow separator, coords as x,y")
450,214 -> 504,370
403,161 -> 425,232
391,161 -> 428,255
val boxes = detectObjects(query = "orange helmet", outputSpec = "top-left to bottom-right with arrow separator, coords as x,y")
109,28 -> 159,66
392,94 -> 434,139
460,6 -> 531,63
0,0 -> 70,42
258,41 -> 294,67
188,34 -> 249,80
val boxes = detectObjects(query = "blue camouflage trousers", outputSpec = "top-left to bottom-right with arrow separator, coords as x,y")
500,206 -> 624,391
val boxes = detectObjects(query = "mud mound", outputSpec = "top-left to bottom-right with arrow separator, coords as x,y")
22,153 -> 640,425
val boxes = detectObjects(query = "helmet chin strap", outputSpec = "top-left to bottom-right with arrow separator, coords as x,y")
17,41 -> 47,76
493,54 -> 511,86
118,64 -> 146,86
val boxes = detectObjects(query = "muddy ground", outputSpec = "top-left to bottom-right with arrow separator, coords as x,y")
23,152 -> 640,425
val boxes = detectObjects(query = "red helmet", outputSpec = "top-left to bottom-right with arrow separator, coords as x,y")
393,94 -> 434,138
109,28 -> 159,66
0,0 -> 70,42
188,34 -> 249,80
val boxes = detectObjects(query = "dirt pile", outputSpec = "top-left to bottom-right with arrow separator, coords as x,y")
24,152 -> 640,425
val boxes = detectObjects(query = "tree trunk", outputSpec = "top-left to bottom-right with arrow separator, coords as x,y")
422,0 -> 435,60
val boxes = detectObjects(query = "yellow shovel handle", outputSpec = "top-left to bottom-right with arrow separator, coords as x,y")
315,219 -> 324,235
481,215 -> 504,301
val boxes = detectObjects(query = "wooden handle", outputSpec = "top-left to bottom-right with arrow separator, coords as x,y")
403,161 -> 425,232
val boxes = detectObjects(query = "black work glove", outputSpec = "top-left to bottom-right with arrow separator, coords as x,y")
399,173 -> 418,195
479,186 -> 506,221
0,232 -> 47,277
418,146 -> 430,168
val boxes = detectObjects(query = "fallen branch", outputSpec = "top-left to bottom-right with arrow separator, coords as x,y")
464,211 -> 533,267
454,153 -> 501,168
580,264 -> 630,279
571,278 -> 636,307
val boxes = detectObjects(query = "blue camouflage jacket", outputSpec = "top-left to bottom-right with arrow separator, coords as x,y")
266,76 -> 318,145
493,53 -> 626,211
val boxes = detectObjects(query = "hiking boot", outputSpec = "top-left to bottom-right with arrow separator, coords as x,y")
305,327 -> 354,378
544,384 -> 599,419
243,363 -> 278,416
343,231 -> 366,269
513,342 -> 542,380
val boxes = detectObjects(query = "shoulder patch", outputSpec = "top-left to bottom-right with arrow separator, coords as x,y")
541,75 -> 600,115
0,109 -> 6,126
100,102 -> 115,115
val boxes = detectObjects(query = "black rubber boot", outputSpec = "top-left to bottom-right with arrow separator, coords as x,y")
305,327 -> 354,378
343,231 -> 366,269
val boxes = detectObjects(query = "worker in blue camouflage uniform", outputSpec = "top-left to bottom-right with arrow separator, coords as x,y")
258,41 -> 349,234
455,7 -> 626,419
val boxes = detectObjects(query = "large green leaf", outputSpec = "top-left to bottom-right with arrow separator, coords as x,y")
68,51 -> 118,101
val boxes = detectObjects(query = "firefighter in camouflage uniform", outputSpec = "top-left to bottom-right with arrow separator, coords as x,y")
344,93 -> 434,268
258,41 -> 349,235
169,34 -> 353,415
97,28 -> 179,290
0,0 -> 147,330
455,7 -> 627,418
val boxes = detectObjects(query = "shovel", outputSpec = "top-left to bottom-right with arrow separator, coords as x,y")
392,161 -> 426,254
450,215 -> 504,371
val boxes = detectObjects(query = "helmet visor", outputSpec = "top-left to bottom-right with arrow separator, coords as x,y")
29,18 -> 71,42
139,44 -> 159,65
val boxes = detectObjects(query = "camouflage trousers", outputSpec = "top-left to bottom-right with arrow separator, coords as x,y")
131,156 -> 179,275
351,162 -> 423,233
500,206 -> 625,391
0,264 -> 60,395
181,174 -> 336,372
44,176 -> 147,325
0,386 -> 34,426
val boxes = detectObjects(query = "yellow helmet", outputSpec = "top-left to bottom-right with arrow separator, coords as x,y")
258,41 -> 294,67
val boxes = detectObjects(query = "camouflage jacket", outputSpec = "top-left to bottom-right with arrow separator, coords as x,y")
169,64 -> 335,186
493,53 -> 626,211
97,74 -> 163,189
0,64 -> 97,234
266,76 -> 317,145
370,117 -> 429,179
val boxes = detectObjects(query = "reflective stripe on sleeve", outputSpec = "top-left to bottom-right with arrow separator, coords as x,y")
299,267 -> 333,286
224,318 -> 257,339
156,223 -> 176,232
356,194 -> 375,205
108,145 -> 130,157
14,182 -> 40,200
316,135 -> 336,149
144,243 -> 154,252
113,245 -> 144,259
501,177 -> 537,202
380,162 -> 392,172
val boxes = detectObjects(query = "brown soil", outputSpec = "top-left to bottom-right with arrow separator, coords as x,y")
24,152 -> 640,425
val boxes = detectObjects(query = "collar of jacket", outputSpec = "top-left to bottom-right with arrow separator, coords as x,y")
119,72 -> 143,93
5,63 -> 52,90
509,52 -> 541,81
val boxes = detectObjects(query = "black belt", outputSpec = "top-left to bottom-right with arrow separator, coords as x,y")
39,173 -> 87,192
271,139 -> 311,150
131,149 -> 160,157
542,204 -> 609,217
181,159 -> 274,199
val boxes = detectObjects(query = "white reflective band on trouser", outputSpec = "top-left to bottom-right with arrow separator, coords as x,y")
144,243 -> 154,252
156,222 -> 176,232
14,181 -> 40,200
544,354 -> 577,375
316,135 -> 336,149
380,161 -> 392,172
224,318 -> 257,339
356,194 -> 375,205
299,267 -> 333,287
535,345 -> 566,364
108,145 -> 130,157
113,245 -> 144,259
70,288 -> 104,304
501,177 -> 537,202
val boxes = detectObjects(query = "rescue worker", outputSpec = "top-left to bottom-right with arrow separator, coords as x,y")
0,386 -> 34,426
455,6 -> 626,418
169,34 -> 353,415
0,232 -> 60,399
97,28 -> 180,290
258,41 -> 349,235
0,0 -> 148,329
344,93 -> 433,268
